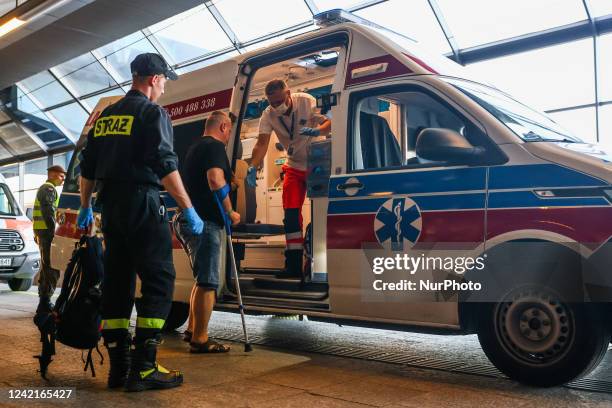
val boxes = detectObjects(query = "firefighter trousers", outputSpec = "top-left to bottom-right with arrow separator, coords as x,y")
98,185 -> 175,344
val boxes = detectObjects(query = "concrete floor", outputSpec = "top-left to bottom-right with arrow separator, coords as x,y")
1,284 -> 612,407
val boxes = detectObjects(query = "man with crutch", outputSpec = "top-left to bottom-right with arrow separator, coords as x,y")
179,111 -> 243,352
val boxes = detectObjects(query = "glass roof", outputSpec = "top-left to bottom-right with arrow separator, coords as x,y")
148,5 -> 234,64
212,0 -> 312,42
598,33 -> 612,100
467,38 -> 595,111
2,0 -> 611,164
52,53 -> 118,97
437,0 -> 587,49
355,0 -> 451,55
589,0 -> 612,17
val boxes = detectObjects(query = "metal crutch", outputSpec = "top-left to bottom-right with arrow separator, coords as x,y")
214,195 -> 253,352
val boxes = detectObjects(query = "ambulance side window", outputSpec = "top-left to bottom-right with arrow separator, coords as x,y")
350,88 -> 478,172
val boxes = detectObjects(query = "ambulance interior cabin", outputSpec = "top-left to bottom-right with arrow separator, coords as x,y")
226,48 -> 340,304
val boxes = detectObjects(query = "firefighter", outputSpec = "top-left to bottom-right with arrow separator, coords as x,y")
247,79 -> 331,278
77,53 -> 204,392
32,165 -> 66,314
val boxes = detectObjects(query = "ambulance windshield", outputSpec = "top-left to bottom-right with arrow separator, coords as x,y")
0,184 -> 20,216
444,77 -> 582,144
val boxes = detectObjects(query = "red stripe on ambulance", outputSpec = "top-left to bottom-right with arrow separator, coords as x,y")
164,88 -> 233,121
345,54 -> 413,87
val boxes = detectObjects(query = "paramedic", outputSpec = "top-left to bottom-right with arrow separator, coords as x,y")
246,79 -> 330,278
182,110 -> 238,353
32,165 -> 66,315
77,53 -> 204,392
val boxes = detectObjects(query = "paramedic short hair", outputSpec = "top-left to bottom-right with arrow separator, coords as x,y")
265,79 -> 288,96
205,111 -> 231,131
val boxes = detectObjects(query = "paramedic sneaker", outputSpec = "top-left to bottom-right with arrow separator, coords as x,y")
125,336 -> 183,392
104,332 -> 132,388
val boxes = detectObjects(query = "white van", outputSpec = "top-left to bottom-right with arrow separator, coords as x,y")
0,174 -> 40,291
53,10 -> 612,387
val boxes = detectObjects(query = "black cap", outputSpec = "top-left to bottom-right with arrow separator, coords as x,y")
130,53 -> 178,80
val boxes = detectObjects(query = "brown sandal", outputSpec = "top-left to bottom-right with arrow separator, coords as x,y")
189,339 -> 231,353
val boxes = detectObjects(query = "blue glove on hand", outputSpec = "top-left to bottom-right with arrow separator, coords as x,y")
77,207 -> 94,229
183,207 -> 204,235
299,127 -> 320,137
246,166 -> 257,188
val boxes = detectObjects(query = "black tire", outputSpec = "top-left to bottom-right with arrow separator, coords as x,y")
8,278 -> 32,291
162,301 -> 189,332
478,285 -> 610,387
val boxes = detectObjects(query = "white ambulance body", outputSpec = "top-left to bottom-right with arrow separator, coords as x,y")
54,11 -> 612,387
0,174 -> 40,291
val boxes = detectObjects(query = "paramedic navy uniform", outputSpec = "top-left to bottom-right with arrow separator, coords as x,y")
80,89 -> 178,344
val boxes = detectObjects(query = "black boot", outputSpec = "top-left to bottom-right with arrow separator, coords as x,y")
276,250 -> 303,279
104,332 -> 132,389
125,335 -> 183,392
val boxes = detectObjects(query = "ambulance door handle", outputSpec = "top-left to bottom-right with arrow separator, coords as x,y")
337,182 -> 363,191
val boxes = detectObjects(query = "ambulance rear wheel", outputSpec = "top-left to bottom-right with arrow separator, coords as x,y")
478,285 -> 610,387
162,301 -> 189,332
8,278 -> 32,291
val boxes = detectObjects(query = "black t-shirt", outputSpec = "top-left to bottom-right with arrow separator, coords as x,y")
182,136 -> 231,226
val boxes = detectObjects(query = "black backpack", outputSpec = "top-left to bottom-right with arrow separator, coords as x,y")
35,235 -> 105,379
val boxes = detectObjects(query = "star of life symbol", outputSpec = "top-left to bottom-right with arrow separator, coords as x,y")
374,197 -> 422,251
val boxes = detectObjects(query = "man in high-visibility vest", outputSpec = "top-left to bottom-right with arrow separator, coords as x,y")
33,165 -> 66,315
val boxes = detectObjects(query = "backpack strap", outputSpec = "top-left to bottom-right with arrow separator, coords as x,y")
83,345 -> 104,377
83,349 -> 95,377
33,312 -> 56,380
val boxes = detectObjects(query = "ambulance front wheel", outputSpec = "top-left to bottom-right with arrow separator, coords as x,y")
8,278 -> 32,291
162,301 -> 189,332
477,286 -> 610,387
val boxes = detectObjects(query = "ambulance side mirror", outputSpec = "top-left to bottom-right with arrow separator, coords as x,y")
416,128 -> 485,165
26,208 -> 33,221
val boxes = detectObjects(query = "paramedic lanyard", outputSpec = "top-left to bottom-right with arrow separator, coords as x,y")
279,112 -> 295,156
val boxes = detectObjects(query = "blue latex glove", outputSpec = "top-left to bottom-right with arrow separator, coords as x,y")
77,207 -> 94,229
299,127 -> 320,137
246,166 -> 257,188
183,207 -> 204,235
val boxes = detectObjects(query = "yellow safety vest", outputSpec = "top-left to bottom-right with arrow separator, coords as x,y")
33,182 -> 59,231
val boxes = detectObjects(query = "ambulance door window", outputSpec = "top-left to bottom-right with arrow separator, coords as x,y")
0,184 -> 18,216
350,88 -> 473,172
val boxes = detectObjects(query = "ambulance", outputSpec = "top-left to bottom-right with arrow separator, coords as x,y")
53,10 -> 612,387
0,174 -> 40,291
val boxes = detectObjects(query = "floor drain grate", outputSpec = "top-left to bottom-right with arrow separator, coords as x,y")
210,327 -> 612,394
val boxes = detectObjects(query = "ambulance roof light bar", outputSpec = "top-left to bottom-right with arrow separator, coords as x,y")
313,9 -> 416,43
314,8 -> 384,29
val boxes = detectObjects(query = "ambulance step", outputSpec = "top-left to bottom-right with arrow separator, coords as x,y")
220,297 -> 329,311
252,277 -> 329,292
241,288 -> 328,301
241,268 -> 281,276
